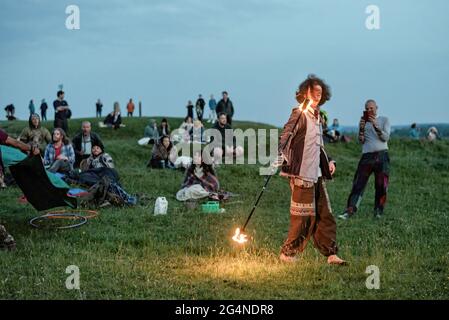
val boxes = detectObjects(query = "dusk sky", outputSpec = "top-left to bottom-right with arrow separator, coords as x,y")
1,0 -> 448,127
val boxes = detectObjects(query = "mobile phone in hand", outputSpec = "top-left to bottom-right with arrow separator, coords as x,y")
363,111 -> 371,122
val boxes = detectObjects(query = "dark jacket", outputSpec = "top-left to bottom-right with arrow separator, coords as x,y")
104,113 -> 122,128
211,122 -> 234,149
158,125 -> 171,137
216,99 -> 234,118
72,132 -> 104,156
279,107 -> 333,180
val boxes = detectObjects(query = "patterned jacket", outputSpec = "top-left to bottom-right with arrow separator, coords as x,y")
86,153 -> 114,169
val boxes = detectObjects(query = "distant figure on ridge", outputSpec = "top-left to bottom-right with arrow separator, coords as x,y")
127,98 -> 135,117
40,99 -> 48,121
216,91 -> 234,125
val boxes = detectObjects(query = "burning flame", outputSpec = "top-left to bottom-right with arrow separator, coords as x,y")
232,228 -> 248,244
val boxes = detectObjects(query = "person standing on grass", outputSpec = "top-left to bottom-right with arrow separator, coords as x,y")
28,99 -> 35,116
195,94 -> 205,122
186,100 -> 194,120
96,99 -> 103,118
216,91 -> 234,125
40,99 -> 48,121
43,128 -> 75,174
53,90 -> 71,134
338,99 -> 391,220
276,74 -> 346,265
208,94 -> 217,123
127,98 -> 135,117
0,127 -> 40,250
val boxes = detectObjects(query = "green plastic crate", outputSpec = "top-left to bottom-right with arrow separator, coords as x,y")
201,201 -> 220,213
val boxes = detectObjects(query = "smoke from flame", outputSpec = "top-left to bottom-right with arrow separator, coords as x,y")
232,228 -> 248,244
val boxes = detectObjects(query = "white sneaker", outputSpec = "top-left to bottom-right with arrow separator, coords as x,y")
338,212 -> 351,220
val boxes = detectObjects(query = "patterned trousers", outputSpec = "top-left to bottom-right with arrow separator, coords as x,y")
281,177 -> 338,257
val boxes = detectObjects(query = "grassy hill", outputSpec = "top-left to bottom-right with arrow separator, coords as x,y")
0,117 -> 448,299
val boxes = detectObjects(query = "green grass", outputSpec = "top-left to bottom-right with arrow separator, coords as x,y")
0,117 -> 448,299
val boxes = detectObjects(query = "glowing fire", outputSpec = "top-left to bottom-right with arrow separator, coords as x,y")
232,228 -> 248,244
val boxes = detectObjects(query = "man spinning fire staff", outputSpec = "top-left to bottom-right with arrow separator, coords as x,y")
276,74 -> 346,265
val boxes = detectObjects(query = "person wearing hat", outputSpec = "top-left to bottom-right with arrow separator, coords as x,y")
72,121 -> 104,168
18,113 -> 52,153
85,141 -> 114,170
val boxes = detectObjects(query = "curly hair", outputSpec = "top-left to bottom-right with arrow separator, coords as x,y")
295,74 -> 331,106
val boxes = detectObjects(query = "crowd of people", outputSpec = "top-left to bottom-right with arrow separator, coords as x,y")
0,80 -> 445,264
0,88 -> 242,251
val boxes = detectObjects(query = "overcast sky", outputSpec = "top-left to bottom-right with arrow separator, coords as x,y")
1,0 -> 448,127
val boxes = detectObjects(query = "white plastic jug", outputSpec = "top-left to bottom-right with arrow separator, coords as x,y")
154,197 -> 168,215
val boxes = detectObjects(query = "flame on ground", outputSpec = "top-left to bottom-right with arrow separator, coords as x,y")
232,228 -> 248,244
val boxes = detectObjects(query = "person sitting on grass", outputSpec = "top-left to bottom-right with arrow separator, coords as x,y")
158,118 -> 171,137
18,113 -> 52,153
190,120 -> 206,144
211,112 -> 244,163
1,127 -> 40,251
426,126 -> 439,142
148,135 -> 177,169
4,104 -> 16,121
84,142 -> 114,171
409,123 -> 420,140
176,152 -> 220,201
171,116 -> 193,143
144,119 -> 160,144
103,102 -> 122,129
43,128 -> 75,174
